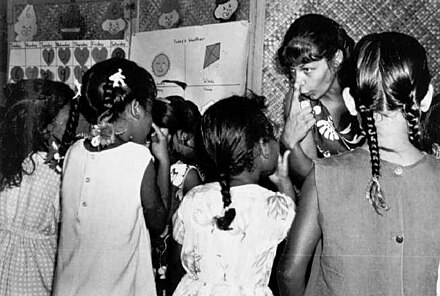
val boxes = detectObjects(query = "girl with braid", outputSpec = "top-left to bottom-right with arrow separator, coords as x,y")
172,94 -> 296,296
278,32 -> 440,296
0,79 -> 74,296
53,58 -> 170,296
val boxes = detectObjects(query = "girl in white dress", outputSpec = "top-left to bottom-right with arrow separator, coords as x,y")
172,94 -> 296,296
52,58 -> 170,296
0,79 -> 74,296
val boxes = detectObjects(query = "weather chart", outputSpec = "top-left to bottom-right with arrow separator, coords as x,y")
131,21 -> 249,113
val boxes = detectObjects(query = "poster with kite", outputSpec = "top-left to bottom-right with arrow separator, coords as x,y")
131,21 -> 249,112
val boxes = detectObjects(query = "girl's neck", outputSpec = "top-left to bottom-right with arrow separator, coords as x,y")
229,171 -> 260,187
362,112 -> 424,166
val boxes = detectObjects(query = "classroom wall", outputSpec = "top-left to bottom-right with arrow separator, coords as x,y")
262,0 -> 440,130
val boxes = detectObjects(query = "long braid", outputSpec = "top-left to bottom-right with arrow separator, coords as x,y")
359,105 -> 388,214
215,172 -> 236,231
403,102 -> 422,149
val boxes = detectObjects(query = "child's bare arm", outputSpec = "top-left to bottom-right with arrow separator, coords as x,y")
140,162 -> 168,235
182,168 -> 202,196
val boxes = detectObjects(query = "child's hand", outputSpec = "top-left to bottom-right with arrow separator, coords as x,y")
150,123 -> 169,163
269,150 -> 295,198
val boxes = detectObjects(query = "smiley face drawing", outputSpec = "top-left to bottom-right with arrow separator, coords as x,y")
152,53 -> 170,77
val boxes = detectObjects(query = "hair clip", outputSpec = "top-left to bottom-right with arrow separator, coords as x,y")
73,79 -> 81,100
109,68 -> 127,88
156,97 -> 172,104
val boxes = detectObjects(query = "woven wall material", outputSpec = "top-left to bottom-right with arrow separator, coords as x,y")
263,0 -> 440,130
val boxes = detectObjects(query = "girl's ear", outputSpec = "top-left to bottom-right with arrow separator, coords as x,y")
421,84 -> 434,113
130,100 -> 142,119
342,87 -> 358,116
333,49 -> 343,68
259,138 -> 270,159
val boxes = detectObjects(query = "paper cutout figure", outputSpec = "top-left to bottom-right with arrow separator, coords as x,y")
203,42 -> 221,68
74,65 -> 88,81
213,0 -> 239,22
14,4 -> 37,41
152,53 -> 170,77
159,0 -> 180,29
42,48 -> 55,66
40,69 -> 54,80
74,47 -> 89,66
92,47 -> 108,63
58,66 -> 71,82
25,66 -> 39,79
10,66 -> 24,82
102,0 -> 126,39
59,1 -> 85,40
58,48 -> 71,65
111,47 -> 126,59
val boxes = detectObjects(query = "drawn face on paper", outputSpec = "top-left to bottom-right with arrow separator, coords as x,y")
152,54 -> 170,77
102,18 -> 126,35
158,10 -> 180,29
214,0 -> 238,20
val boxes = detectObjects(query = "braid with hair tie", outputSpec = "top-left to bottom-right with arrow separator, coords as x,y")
359,105 -> 389,214
215,172 -> 236,231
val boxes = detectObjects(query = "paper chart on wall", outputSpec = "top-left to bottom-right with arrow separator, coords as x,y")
131,21 -> 249,112
8,40 -> 129,90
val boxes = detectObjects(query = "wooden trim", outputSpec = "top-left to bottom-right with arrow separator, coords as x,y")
247,0 -> 266,95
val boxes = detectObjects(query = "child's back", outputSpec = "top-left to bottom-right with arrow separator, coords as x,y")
0,79 -> 74,296
172,95 -> 295,295
53,58 -> 169,296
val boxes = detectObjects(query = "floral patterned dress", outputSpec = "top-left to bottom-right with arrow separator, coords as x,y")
309,99 -> 365,158
172,183 -> 295,296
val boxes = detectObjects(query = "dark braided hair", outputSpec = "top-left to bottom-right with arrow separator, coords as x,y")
60,58 -> 157,151
200,94 -> 276,230
347,32 -> 431,214
0,79 -> 74,190
277,14 -> 354,87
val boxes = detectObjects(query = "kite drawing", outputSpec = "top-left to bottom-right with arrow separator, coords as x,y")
203,42 -> 221,69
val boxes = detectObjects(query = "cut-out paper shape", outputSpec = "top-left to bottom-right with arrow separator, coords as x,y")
25,66 -> 39,79
158,0 -> 180,29
214,0 -> 239,22
59,1 -> 85,40
14,4 -> 37,41
102,0 -> 126,39
74,47 -> 89,66
152,53 -> 170,77
40,69 -> 54,80
111,47 -> 126,59
10,66 -> 24,81
58,48 -> 71,65
42,48 -> 55,66
74,65 -> 88,81
92,47 -> 108,63
203,42 -> 221,68
58,66 -> 71,82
